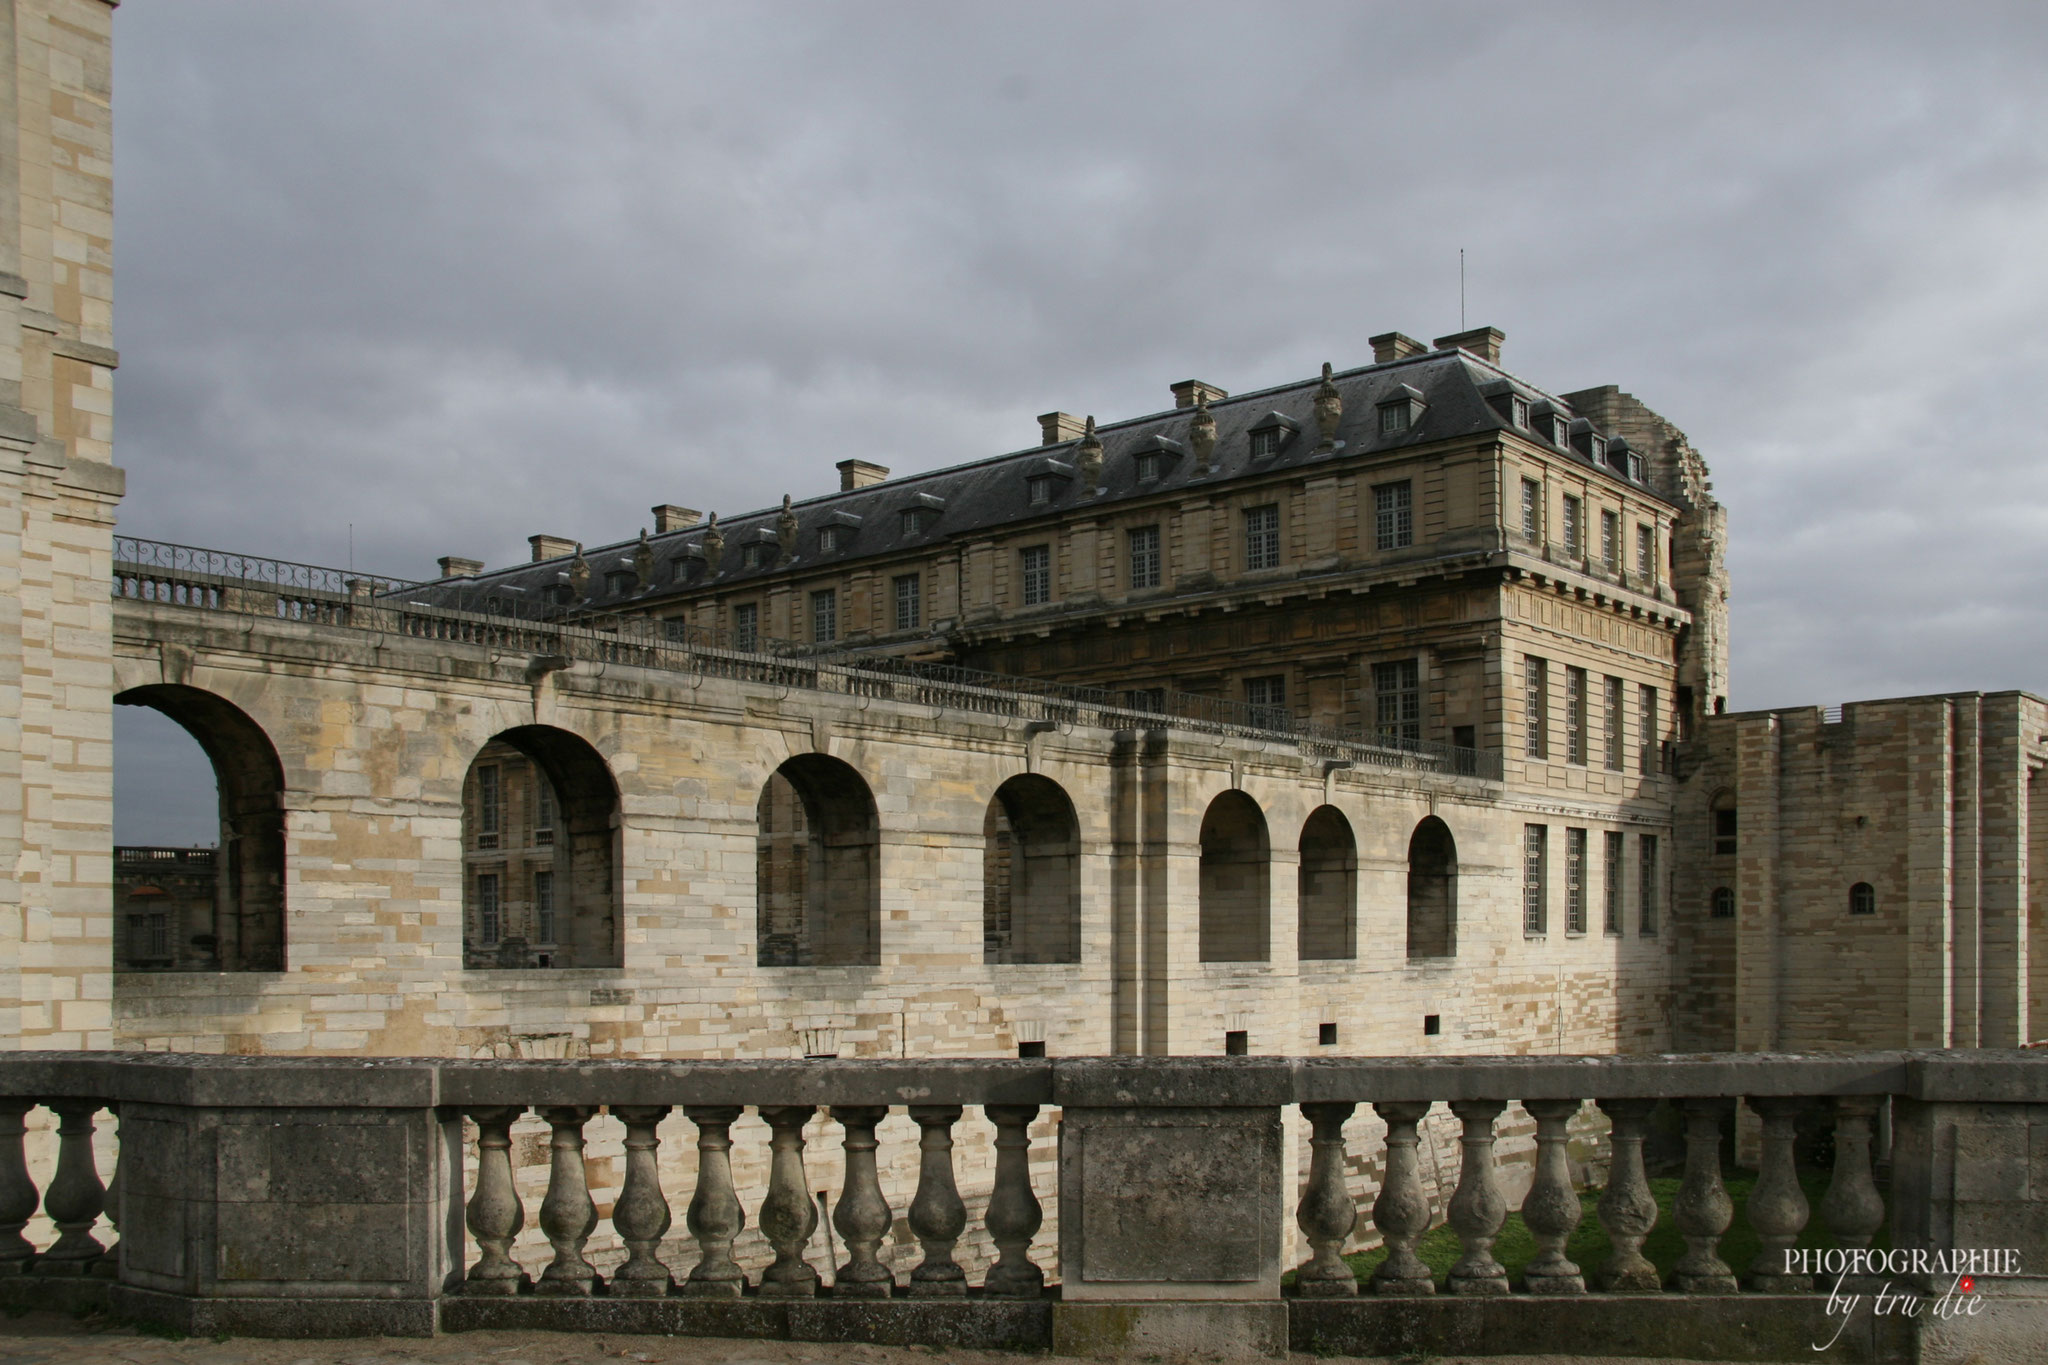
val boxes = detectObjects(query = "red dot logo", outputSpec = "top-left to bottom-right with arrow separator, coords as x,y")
1960,1276 -> 1976,1294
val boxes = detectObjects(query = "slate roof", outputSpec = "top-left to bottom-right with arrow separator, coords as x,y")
407,346 -> 1669,617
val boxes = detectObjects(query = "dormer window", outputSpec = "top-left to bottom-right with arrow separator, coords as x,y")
818,525 -> 848,553
1380,406 -> 1408,436
1136,452 -> 1162,481
670,555 -> 701,584
902,507 -> 932,536
1028,475 -> 1055,505
741,541 -> 772,570
1511,396 -> 1531,430
543,583 -> 575,606
1627,452 -> 1645,483
1548,412 -> 1572,447
604,569 -> 635,596
1247,412 -> 1298,459
1376,384 -> 1426,437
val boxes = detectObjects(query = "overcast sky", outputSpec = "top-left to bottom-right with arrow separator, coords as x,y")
109,1 -> 2048,842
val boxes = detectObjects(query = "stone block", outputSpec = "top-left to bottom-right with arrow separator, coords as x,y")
1053,1301 -> 1289,1359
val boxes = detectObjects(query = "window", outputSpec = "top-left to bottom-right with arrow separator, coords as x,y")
1136,451 -> 1162,481
1020,545 -> 1051,606
1524,656 -> 1548,759
1224,1030 -> 1249,1056
1604,676 -> 1624,771
1380,404 -> 1409,436
146,913 -> 169,958
1849,882 -> 1876,916
1711,887 -> 1735,919
1423,1014 -> 1441,1036
1600,510 -> 1618,570
475,765 -> 501,850
1128,525 -> 1161,589
1635,524 -> 1654,580
543,583 -> 575,606
1244,674 -> 1287,723
1250,426 -> 1282,459
1244,504 -> 1280,570
819,525 -> 847,553
1028,475 -> 1054,506
1124,686 -> 1166,712
902,507 -> 933,536
1511,396 -> 1531,430
1713,806 -> 1737,856
1374,481 -> 1413,551
1639,835 -> 1659,935
1566,828 -> 1587,934
811,588 -> 838,643
1565,667 -> 1587,765
742,541 -> 772,570
1520,478 -> 1541,540
732,602 -> 759,652
670,557 -> 700,584
1604,832 -> 1625,935
605,569 -> 635,596
1374,659 -> 1421,746
893,573 -> 922,631
534,870 -> 555,943
1318,1022 -> 1338,1046
1638,684 -> 1658,774
535,780 -> 555,847
1523,825 -> 1547,934
476,872 -> 501,946
1627,452 -> 1645,483
1562,495 -> 1583,557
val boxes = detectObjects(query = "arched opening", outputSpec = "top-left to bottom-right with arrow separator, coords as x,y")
1711,886 -> 1736,919
1199,790 -> 1269,963
983,774 -> 1080,964
1406,816 -> 1458,959
462,726 -> 620,969
1297,805 -> 1356,960
113,685 -> 287,972
757,754 -> 880,966
1849,882 -> 1876,916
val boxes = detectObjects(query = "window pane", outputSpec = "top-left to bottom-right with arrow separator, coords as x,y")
1604,831 -> 1624,934
1374,481 -> 1413,551
1523,825 -> 1547,934
1639,835 -> 1660,935
811,588 -> 838,643
733,602 -> 759,652
1373,658 -> 1421,745
894,573 -> 921,631
1244,505 -> 1279,571
1524,656 -> 1547,759
1605,676 -> 1624,770
1521,479 -> 1541,540
1020,545 -> 1051,605
1566,828 -> 1587,934
1129,525 -> 1161,589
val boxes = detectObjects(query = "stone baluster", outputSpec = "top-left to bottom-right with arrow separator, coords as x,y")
609,1106 -> 674,1297
1445,1099 -> 1509,1295
0,1101 -> 38,1275
828,1105 -> 894,1298
1744,1096 -> 1812,1292
1820,1096 -> 1885,1289
681,1105 -> 747,1296
1520,1098 -> 1586,1294
757,1105 -> 820,1298
1669,1099 -> 1736,1293
462,1107 -> 530,1295
534,1105 -> 601,1296
982,1104 -> 1044,1299
1594,1098 -> 1661,1291
38,1102 -> 106,1273
1369,1101 -> 1436,1295
1294,1101 -> 1359,1296
907,1104 -> 968,1296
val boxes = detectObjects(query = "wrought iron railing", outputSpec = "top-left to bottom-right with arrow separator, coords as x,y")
112,535 -> 1502,781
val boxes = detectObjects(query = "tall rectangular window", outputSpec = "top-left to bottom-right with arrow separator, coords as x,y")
732,602 -> 759,652
1524,656 -> 1548,759
1562,495 -> 1583,557
811,587 -> 838,643
476,766 -> 500,850
1604,831 -> 1625,935
1521,478 -> 1541,540
1128,525 -> 1161,589
534,870 -> 555,943
1374,481 -> 1413,550
1523,825 -> 1548,934
1566,828 -> 1587,934
477,872 -> 501,946
1600,509 -> 1618,570
1639,683 -> 1658,774
1565,667 -> 1587,765
1639,834 -> 1660,936
1244,674 -> 1287,721
893,573 -> 921,631
534,779 -> 556,847
1020,544 -> 1051,605
1244,504 -> 1280,570
1636,523 -> 1655,580
1604,676 -> 1624,771
1373,659 -> 1421,746
1714,806 -> 1738,856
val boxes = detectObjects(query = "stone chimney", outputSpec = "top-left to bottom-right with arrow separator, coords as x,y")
1432,326 -> 1505,364
529,534 -> 577,563
836,459 -> 890,491
1038,412 -> 1086,446
1370,332 -> 1428,363
651,504 -> 700,533
437,555 -> 483,579
1170,380 -> 1227,410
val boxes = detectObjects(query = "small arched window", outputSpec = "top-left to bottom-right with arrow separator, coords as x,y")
1710,887 -> 1735,919
1849,882 -> 1876,916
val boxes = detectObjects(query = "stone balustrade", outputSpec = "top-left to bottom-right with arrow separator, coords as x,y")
0,1050 -> 2043,1364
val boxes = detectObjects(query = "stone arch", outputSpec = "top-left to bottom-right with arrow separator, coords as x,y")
462,725 -> 621,969
1199,789 -> 1270,963
983,774 -> 1081,965
114,684 -> 287,972
757,753 -> 880,967
1406,816 -> 1458,959
1297,805 -> 1356,960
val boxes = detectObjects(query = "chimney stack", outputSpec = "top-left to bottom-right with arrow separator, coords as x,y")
529,534 -> 577,563
1037,412 -> 1086,446
1370,332 -> 1428,363
836,459 -> 890,491
651,504 -> 701,533
437,555 -> 483,579
1170,380 -> 1228,410
1431,326 -> 1505,364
